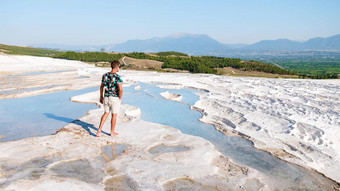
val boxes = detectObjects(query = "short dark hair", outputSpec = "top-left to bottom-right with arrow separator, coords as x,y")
111,60 -> 120,69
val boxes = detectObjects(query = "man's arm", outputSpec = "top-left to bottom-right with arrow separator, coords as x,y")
100,83 -> 104,104
118,83 -> 123,100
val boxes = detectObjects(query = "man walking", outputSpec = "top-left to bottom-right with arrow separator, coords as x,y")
96,60 -> 123,137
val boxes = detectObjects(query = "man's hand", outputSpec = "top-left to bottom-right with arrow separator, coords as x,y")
100,96 -> 104,104
118,83 -> 123,101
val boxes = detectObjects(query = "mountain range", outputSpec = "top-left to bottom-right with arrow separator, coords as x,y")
31,33 -> 340,56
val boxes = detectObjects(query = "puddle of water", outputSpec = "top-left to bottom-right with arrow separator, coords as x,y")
50,159 -> 102,184
0,85 -> 60,95
148,144 -> 190,154
10,70 -> 75,76
124,83 -> 202,106
104,175 -> 140,191
122,82 -> 338,190
99,144 -> 128,162
0,87 -> 98,142
0,157 -> 54,187
78,76 -> 89,79
0,70 -> 75,78
163,178 -> 226,191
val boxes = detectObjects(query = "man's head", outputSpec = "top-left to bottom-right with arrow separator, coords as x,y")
111,60 -> 120,72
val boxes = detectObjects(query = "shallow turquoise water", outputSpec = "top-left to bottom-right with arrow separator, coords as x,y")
126,82 -> 201,105
12,70 -> 74,76
0,70 -> 75,78
0,85 -> 60,95
0,87 -> 98,142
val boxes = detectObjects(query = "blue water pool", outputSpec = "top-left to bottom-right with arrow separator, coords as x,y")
0,87 -> 98,142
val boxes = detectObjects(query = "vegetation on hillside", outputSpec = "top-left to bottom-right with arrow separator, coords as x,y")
52,51 -> 123,62
2,43 -> 336,79
155,51 -> 188,57
51,51 -> 295,75
126,52 -> 294,75
0,44 -> 60,57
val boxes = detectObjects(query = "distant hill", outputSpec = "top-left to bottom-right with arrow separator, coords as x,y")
30,34 -> 232,55
112,33 -> 231,56
303,34 -> 340,50
30,33 -> 340,55
244,39 -> 303,50
244,34 -> 340,51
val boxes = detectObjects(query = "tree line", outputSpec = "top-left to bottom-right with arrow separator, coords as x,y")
298,73 -> 339,79
155,51 -> 188,57
53,51 -> 123,62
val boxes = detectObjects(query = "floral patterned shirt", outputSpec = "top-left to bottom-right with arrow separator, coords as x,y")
101,72 -> 123,97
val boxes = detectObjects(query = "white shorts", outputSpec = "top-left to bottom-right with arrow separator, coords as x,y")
103,97 -> 121,114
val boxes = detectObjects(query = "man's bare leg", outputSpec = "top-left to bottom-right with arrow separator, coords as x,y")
110,113 -> 118,136
97,112 -> 109,137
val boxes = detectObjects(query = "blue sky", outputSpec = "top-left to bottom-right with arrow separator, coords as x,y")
1,0 -> 339,46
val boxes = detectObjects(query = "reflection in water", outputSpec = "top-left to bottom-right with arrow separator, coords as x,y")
100,144 -> 128,162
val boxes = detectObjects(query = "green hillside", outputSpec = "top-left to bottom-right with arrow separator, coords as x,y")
53,51 -> 123,62
51,51 -> 294,75
0,44 -> 60,57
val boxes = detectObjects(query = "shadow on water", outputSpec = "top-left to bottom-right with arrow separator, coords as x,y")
0,87 -> 98,142
43,113 -> 110,137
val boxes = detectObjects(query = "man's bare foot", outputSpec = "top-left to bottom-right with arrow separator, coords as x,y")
96,132 -> 101,137
110,132 -> 118,136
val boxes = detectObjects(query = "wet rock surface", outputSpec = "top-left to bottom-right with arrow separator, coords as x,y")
50,159 -> 103,183
148,144 -> 190,154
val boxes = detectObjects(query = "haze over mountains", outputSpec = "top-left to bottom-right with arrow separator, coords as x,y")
31,33 -> 340,56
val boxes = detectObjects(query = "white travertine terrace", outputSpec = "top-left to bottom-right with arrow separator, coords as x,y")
0,54 -> 339,190
160,91 -> 183,101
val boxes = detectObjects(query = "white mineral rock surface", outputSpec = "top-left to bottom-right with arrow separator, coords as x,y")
0,54 -> 339,190
160,91 -> 183,101
0,54 -> 103,99
121,70 -> 340,183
